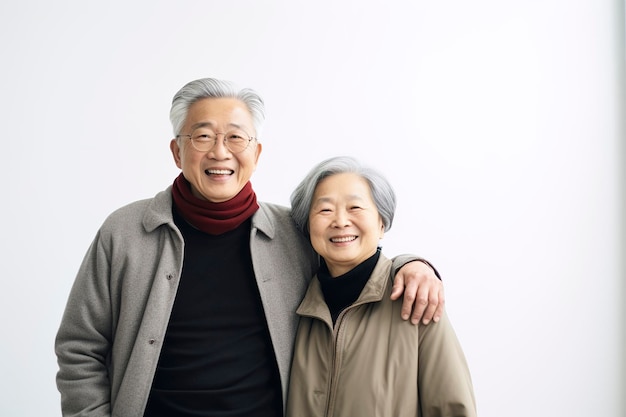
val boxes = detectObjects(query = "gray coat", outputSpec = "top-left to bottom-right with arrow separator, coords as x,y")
55,186 -> 418,416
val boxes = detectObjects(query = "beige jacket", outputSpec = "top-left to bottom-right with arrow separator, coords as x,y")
286,254 -> 477,417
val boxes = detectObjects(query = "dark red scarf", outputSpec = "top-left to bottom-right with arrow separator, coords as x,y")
171,173 -> 259,235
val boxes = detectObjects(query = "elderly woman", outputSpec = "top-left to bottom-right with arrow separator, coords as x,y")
286,156 -> 477,417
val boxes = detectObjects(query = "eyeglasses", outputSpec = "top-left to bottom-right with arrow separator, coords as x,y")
176,128 -> 256,154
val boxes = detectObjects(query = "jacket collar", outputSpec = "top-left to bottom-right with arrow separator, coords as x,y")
249,202 -> 276,239
296,254 -> 393,324
143,187 -> 175,232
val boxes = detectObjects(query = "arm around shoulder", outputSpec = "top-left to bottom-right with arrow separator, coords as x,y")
391,254 -> 441,279
390,254 -> 445,324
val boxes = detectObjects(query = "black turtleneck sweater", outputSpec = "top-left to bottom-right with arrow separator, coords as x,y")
143,209 -> 282,417
318,248 -> 381,324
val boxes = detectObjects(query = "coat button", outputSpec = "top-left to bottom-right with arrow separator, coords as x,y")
166,274 -> 173,280
148,339 -> 156,345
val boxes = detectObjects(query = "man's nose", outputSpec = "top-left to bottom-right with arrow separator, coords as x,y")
208,134 -> 230,156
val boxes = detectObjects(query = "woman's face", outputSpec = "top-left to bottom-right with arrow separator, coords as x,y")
308,172 -> 384,277
170,97 -> 262,202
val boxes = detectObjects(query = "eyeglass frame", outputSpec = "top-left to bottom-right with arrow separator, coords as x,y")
175,128 -> 257,154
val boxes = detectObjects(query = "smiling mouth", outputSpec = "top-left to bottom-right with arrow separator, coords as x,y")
330,236 -> 357,243
205,169 -> 234,175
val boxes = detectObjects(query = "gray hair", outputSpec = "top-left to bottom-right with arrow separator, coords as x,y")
169,77 -> 265,138
290,156 -> 396,238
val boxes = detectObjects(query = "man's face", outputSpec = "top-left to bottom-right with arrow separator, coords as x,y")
170,97 -> 262,202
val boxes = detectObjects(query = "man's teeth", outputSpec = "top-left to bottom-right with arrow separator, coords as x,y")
206,169 -> 232,175
331,236 -> 357,243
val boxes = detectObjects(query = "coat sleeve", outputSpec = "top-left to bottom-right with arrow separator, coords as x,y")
391,254 -> 442,279
417,312 -> 477,417
55,230 -> 113,417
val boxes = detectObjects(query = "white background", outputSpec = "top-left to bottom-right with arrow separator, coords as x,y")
1,1 -> 624,416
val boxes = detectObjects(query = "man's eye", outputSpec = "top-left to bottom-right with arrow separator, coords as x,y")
195,134 -> 213,141
227,135 -> 248,146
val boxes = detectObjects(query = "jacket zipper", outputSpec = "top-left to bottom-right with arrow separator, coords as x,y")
324,307 -> 354,417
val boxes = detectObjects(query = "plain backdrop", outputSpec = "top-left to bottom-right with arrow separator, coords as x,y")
1,1 -> 624,416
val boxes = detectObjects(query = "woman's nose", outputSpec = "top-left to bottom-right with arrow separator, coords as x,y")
332,210 -> 350,227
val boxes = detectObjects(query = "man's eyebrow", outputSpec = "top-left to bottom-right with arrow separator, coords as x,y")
190,122 -> 215,130
190,122 -> 244,131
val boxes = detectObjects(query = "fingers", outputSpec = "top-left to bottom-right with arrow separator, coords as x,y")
409,292 -> 428,325
392,259 -> 446,324
434,285 -> 445,322
416,281 -> 445,324
390,274 -> 405,301
399,279 -> 420,321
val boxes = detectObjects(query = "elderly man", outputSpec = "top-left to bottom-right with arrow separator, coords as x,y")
55,78 -> 444,417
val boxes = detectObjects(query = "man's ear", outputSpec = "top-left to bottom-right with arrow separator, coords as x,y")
254,141 -> 263,165
170,138 -> 182,169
